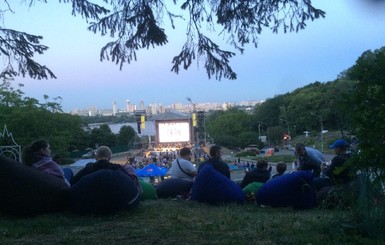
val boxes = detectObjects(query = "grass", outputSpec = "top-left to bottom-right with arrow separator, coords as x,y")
0,200 -> 382,245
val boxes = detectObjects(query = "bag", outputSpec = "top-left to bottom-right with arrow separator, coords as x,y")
177,159 -> 194,177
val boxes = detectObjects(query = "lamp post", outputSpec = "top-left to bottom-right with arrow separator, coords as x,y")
280,118 -> 291,148
310,112 -> 324,152
257,121 -> 267,139
186,97 -> 197,146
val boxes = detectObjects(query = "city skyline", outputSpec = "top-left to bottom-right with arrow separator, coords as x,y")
4,1 -> 385,112
70,98 -> 263,116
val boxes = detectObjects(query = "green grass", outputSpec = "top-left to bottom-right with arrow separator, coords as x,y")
0,200 -> 382,245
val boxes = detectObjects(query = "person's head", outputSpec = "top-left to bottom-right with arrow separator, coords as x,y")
209,145 -> 222,159
276,162 -> 287,175
179,147 -> 191,159
22,139 -> 50,166
256,159 -> 269,170
329,139 -> 348,154
95,146 -> 112,161
295,143 -> 306,157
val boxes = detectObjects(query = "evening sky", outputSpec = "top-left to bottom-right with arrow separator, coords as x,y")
5,0 -> 385,112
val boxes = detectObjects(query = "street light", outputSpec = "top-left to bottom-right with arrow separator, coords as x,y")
310,112 -> 324,152
257,121 -> 267,139
186,97 -> 196,112
280,118 -> 291,148
186,97 -> 197,146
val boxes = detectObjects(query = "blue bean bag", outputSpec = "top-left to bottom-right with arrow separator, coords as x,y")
190,164 -> 245,204
70,169 -> 140,215
156,178 -> 193,199
255,171 -> 315,209
0,156 -> 69,216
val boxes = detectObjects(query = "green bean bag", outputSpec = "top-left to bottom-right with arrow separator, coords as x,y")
139,179 -> 157,200
242,182 -> 264,202
0,156 -> 69,216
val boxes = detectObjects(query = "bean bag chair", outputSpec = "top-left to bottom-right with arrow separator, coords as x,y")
155,178 -> 193,199
242,182 -> 264,202
70,169 -> 140,215
255,171 -> 315,210
0,156 -> 69,216
139,179 -> 157,201
190,164 -> 245,204
62,167 -> 73,183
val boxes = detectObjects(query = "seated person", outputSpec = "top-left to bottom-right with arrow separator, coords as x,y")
169,147 -> 197,181
197,145 -> 230,178
72,146 -> 142,193
22,139 -> 70,187
240,159 -> 271,188
271,162 -> 287,179
314,139 -> 353,191
295,143 -> 324,177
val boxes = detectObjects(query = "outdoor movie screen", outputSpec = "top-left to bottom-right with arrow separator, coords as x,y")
158,121 -> 190,143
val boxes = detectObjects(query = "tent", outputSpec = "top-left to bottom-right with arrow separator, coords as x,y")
71,159 -> 96,167
135,164 -> 168,177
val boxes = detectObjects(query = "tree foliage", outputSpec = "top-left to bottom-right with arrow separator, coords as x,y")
89,123 -> 117,147
0,79 -> 88,156
1,0 -> 325,80
206,108 -> 257,148
253,80 -> 357,136
118,125 -> 138,146
345,47 -> 385,172
343,46 -> 385,240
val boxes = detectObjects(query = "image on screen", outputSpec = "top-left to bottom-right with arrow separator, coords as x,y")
158,121 -> 190,143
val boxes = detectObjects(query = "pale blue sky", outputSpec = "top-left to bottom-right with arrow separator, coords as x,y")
5,0 -> 385,112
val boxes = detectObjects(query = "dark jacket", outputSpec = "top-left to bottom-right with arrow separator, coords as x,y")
198,158 -> 230,179
71,159 -> 128,185
240,168 -> 271,188
325,153 -> 352,185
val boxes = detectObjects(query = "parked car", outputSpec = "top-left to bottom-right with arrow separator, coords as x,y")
244,145 -> 259,154
82,150 -> 95,159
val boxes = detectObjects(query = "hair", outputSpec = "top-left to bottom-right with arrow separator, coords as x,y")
256,159 -> 268,169
22,139 -> 49,166
95,146 -> 112,160
295,143 -> 305,152
276,162 -> 287,175
209,145 -> 222,158
179,147 -> 191,157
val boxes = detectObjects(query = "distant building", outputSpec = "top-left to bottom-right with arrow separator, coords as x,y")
70,99 -> 266,116
112,101 -> 117,116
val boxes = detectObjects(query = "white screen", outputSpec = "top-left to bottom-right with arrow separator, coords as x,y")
158,122 -> 190,143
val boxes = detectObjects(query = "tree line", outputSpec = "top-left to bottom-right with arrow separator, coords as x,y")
205,78 -> 357,149
0,80 -> 139,159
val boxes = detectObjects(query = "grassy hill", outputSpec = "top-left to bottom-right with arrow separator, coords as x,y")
0,200 -> 382,244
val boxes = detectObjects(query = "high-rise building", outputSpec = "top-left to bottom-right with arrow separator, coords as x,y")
112,101 -> 117,116
139,100 -> 144,110
126,100 -> 131,112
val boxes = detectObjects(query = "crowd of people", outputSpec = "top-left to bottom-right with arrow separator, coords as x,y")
19,138 -> 357,211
